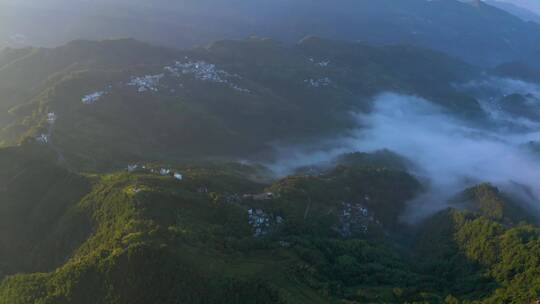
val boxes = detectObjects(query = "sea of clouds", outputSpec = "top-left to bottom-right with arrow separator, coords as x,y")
266,77 -> 540,222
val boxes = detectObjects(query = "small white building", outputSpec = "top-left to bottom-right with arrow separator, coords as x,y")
159,168 -> 171,176
317,60 -> 330,67
174,173 -> 183,181
304,77 -> 331,88
127,74 -> 164,93
82,91 -> 106,104
47,112 -> 57,124
35,134 -> 49,144
360,207 -> 369,217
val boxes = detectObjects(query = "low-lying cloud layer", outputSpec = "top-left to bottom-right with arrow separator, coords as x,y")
267,78 -> 540,222
355,92 -> 540,221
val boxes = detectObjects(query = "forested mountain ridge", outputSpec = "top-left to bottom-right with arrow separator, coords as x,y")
0,37 -> 481,171
0,143 -> 539,303
3,0 -> 540,302
1,24 -> 540,304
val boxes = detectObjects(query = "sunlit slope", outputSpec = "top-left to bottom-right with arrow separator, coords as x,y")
0,146 -> 424,303
0,39 -> 178,125
417,204 -> 540,303
0,145 -> 539,302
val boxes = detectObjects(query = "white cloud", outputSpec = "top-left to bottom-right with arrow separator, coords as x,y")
266,79 -> 540,222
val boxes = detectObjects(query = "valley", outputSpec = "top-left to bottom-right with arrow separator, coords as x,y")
2,1 -> 540,303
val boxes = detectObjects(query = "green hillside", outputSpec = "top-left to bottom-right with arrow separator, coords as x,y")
1,37 -> 540,303
0,37 -> 482,171
0,144 -> 539,303
0,144 -> 418,303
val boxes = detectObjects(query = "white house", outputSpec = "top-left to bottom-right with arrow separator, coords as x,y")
82,91 -> 106,104
35,134 -> 49,144
127,74 -> 164,93
47,112 -> 57,124
159,168 -> 171,176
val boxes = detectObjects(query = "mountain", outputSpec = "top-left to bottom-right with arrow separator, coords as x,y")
3,1 -> 540,303
450,183 -> 535,224
2,34 -> 540,303
0,37 -> 482,171
0,39 -> 177,124
0,143 -> 420,303
3,0 -> 540,66
416,204 -> 540,303
1,143 -> 540,303
0,143 -> 91,277
485,0 -> 540,23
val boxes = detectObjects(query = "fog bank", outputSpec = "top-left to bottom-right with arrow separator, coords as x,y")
267,79 -> 540,222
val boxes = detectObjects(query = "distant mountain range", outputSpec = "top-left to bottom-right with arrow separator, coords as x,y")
0,137 -> 539,303
1,36 -> 539,172
3,0 -> 540,66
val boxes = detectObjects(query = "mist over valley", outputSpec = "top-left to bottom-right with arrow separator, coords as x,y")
2,1 -> 540,303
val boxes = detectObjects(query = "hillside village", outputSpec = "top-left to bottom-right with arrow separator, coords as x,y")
122,162 -> 381,238
81,90 -> 107,104
35,112 -> 58,144
304,77 -> 332,88
128,74 -> 164,92
6,0 -> 540,302
80,59 -> 254,105
126,163 -> 183,180
307,57 -> 331,67
338,201 -> 377,237
77,55 -> 339,106
125,163 -> 290,237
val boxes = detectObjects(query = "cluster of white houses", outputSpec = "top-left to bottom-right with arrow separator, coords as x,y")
317,60 -> 330,67
242,192 -> 278,201
79,56 -> 339,106
248,208 -> 284,237
166,60 -> 231,83
304,77 -> 332,88
35,134 -> 49,144
125,162 -> 288,237
47,112 -> 57,124
338,200 -> 376,237
307,57 -> 331,67
164,60 -> 250,93
80,58 -> 252,104
35,112 -> 58,144
82,91 -> 107,104
127,74 -> 165,92
127,164 -> 183,181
